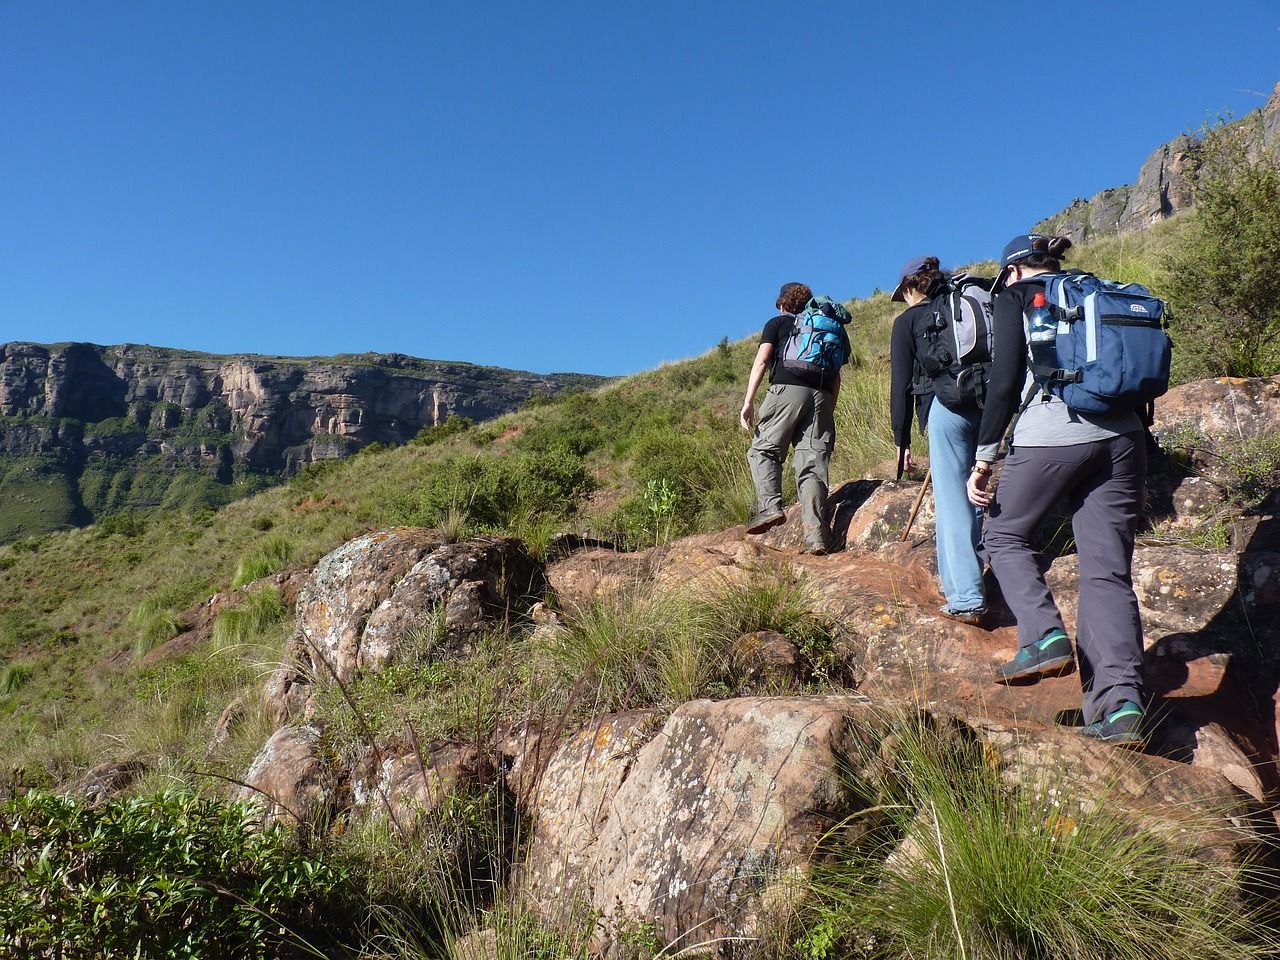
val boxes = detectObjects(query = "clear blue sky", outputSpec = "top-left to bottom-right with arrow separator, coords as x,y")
2,2 -> 1277,376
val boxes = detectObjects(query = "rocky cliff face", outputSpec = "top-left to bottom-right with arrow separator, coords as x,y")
0,342 -> 601,539
1034,82 -> 1280,242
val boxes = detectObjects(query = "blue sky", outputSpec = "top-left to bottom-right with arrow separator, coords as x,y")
2,2 -> 1277,376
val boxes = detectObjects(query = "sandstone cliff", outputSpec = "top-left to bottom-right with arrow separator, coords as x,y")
1034,81 -> 1280,242
0,342 -> 601,540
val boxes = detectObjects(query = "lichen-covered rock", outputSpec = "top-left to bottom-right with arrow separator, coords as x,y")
351,741 -> 494,832
522,697 -> 877,957
297,528 -> 445,682
358,537 -> 543,670
730,631 -> 806,691
545,547 -> 649,608
238,724 -> 337,826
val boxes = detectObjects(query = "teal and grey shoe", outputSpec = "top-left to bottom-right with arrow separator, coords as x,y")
993,629 -> 1075,684
1079,701 -> 1145,746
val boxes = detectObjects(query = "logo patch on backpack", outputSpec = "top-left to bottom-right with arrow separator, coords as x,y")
780,296 -> 852,377
1028,272 -> 1172,414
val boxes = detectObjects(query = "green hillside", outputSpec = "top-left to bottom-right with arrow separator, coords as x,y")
0,214 -> 1196,787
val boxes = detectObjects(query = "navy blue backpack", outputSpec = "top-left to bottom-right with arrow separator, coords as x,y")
1028,272 -> 1172,415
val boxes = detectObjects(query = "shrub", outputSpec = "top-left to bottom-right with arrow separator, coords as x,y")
414,414 -> 475,446
387,451 -> 593,534
212,585 -> 289,651
231,534 -> 295,588
794,713 -> 1275,960
0,789 -> 351,958
1165,122 -> 1280,379
92,511 -> 148,539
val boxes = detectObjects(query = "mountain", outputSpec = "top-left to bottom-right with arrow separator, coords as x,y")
0,341 -> 603,541
1035,81 -> 1280,242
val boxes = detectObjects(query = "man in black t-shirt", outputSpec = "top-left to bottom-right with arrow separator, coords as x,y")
739,282 -> 847,554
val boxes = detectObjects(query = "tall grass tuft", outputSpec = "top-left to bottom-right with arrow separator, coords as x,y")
0,662 -> 34,698
231,535 -> 295,588
128,597 -> 183,659
212,586 -> 289,651
796,711 -> 1276,960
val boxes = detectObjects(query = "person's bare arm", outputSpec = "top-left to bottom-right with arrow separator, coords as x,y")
739,343 -> 774,430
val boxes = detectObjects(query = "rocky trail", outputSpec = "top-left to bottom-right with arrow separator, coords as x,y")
95,374 -> 1280,957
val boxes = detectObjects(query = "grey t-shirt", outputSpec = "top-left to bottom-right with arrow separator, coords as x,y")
975,278 -> 1141,462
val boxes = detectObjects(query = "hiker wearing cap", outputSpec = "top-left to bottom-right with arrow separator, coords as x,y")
889,256 -> 992,626
740,282 -> 851,555
967,234 -> 1148,745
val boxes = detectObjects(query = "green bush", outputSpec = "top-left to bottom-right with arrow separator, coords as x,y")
0,789 -> 350,958
1165,123 -> 1280,379
387,451 -> 593,533
231,534 -> 295,588
413,413 -> 475,446
795,713 -> 1275,960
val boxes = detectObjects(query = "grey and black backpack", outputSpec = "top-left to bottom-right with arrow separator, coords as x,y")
912,273 -> 996,409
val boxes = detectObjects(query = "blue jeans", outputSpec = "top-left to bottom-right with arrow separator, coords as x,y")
927,399 -> 985,611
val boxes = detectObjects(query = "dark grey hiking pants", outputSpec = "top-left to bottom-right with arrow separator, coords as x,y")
747,383 -> 834,546
986,433 -> 1147,724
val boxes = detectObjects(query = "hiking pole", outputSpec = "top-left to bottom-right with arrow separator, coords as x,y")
900,467 -> 932,542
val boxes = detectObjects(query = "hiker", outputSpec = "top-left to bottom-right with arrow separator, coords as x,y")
889,256 -> 992,625
967,234 -> 1150,744
740,282 -> 851,555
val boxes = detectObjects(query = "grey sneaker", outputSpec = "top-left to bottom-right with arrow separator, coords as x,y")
939,604 -> 987,627
747,507 -> 786,534
802,540 -> 830,556
1079,701 -> 1145,746
994,630 -> 1075,684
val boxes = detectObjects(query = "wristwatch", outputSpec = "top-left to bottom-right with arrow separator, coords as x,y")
972,462 -> 993,477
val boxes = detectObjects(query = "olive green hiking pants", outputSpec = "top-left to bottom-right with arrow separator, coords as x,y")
747,383 -> 835,546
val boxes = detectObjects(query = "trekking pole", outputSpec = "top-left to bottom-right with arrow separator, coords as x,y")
900,467 -> 932,542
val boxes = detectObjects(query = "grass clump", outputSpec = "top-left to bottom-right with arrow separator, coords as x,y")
794,713 -> 1275,960
0,662 -> 34,699
212,585 -> 289,651
127,596 -> 183,659
231,533 -> 295,587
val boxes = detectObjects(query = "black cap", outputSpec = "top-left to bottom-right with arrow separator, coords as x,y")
891,256 -> 934,302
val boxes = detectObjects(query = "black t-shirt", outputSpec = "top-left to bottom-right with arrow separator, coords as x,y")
888,302 -> 936,448
760,314 -> 844,393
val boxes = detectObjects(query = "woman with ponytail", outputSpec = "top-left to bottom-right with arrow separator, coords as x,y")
889,256 -> 988,625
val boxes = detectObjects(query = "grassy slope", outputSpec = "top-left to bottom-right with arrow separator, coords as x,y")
0,220 -> 1186,786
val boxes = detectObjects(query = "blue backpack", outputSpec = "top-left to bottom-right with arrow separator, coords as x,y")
779,296 -> 852,376
1027,272 -> 1172,415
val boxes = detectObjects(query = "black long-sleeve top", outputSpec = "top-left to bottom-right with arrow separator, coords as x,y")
889,302 -> 934,449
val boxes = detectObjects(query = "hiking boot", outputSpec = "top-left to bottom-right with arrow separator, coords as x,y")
802,540 -> 830,556
1079,701 -> 1145,746
746,507 -> 786,535
993,629 -> 1075,685
939,604 -> 987,627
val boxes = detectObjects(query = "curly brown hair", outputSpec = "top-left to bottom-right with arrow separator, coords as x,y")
776,282 -> 813,314
901,257 -> 945,299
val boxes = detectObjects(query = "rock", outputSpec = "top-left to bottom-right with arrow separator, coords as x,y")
754,479 -> 934,553
206,695 -> 247,758
297,528 -> 445,682
1150,716 -> 1268,803
358,537 -> 543,670
239,724 -> 338,826
730,631 -> 807,691
263,632 -> 316,725
451,929 -> 498,960
521,709 -> 665,926
351,741 -> 493,832
545,547 -> 649,608
522,697 -> 876,956
67,759 -> 147,803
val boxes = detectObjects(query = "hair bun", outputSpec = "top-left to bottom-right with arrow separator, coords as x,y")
1047,236 -> 1073,256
